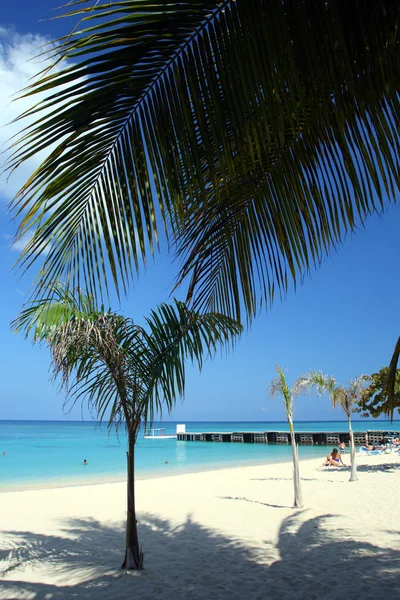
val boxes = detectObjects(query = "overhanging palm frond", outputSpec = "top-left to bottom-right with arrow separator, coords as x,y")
383,336 -> 400,421
8,0 -> 400,321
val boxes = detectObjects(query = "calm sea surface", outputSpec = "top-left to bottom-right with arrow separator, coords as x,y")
1,420 -> 399,491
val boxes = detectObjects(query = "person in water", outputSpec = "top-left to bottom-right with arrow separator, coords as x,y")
83,459 -> 88,465
323,448 -> 346,467
339,441 -> 346,454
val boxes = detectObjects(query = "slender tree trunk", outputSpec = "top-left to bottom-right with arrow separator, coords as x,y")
289,419 -> 303,508
121,430 -> 144,570
348,415 -> 358,483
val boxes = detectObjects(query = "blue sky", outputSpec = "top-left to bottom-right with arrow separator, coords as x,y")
0,2 -> 399,423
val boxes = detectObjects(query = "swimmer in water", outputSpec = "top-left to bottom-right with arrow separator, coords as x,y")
83,459 -> 88,465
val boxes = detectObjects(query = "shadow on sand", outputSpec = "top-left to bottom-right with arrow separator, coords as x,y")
1,507 -> 399,599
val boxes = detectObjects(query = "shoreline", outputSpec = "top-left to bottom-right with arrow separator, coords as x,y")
0,445 -> 390,494
0,453 -> 296,494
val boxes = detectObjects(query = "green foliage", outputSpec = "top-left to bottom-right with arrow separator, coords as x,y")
383,337 -> 400,421
357,367 -> 400,420
7,0 -> 400,324
12,284 -> 242,430
297,370 -> 367,418
269,365 -> 296,422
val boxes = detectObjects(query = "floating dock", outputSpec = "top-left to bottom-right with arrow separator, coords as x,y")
176,430 -> 398,445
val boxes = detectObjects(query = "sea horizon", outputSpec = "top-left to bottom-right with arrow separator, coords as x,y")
2,418 -> 399,423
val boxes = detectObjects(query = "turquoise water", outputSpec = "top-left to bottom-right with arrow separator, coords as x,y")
1,420 -> 399,491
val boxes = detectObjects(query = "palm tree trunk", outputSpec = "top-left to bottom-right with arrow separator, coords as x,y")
121,430 -> 144,570
347,415 -> 358,483
289,420 -> 303,508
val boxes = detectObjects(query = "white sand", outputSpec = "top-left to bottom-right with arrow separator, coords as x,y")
1,453 -> 399,599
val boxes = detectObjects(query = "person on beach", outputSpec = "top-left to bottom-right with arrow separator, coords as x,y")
365,443 -> 376,451
339,441 -> 346,454
323,448 -> 346,467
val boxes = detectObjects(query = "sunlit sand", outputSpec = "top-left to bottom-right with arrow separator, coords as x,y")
1,454 -> 399,599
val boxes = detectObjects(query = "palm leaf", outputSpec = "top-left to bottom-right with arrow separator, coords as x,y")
382,336 -> 400,421
13,288 -> 242,428
8,0 -> 400,322
124,299 -> 243,423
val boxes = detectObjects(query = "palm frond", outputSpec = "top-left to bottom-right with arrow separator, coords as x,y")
298,369 -> 369,416
13,287 -> 242,428
133,299 -> 242,424
11,282 -> 99,341
295,370 -> 337,398
269,365 -> 294,418
383,336 -> 400,421
8,0 -> 400,323
297,368 -> 346,409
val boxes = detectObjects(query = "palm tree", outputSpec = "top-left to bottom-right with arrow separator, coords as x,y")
13,285 -> 242,570
269,366 -> 303,508
297,371 -> 367,482
7,1 -> 399,325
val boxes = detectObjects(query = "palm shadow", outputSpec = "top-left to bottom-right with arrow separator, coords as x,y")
355,462 -> 400,473
219,495 -> 290,509
250,477 -> 318,482
1,510 -> 399,599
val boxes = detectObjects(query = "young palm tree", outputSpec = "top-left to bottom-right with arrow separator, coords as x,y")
297,371 -> 367,482
7,1 -> 399,326
13,285 -> 242,570
269,366 -> 303,509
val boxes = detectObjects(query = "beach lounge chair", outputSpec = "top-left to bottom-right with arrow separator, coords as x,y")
360,446 -> 391,456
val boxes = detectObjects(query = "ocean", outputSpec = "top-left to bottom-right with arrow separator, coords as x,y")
1,420 -> 399,491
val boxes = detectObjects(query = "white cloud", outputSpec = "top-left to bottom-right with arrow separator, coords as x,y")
11,231 -> 34,252
4,230 -> 50,256
0,28 -> 68,203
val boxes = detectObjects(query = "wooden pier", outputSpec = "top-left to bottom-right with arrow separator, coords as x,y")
176,430 -> 398,445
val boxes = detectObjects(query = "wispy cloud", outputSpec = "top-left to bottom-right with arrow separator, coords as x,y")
0,27 -> 69,204
11,231 -> 34,252
3,230 -> 50,255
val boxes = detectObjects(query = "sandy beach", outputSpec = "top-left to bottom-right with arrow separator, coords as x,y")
1,453 -> 399,599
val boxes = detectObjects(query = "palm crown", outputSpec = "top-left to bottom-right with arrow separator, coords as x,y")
13,285 -> 243,428
297,370 -> 367,418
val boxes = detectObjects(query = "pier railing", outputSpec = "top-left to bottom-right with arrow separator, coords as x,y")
176,430 -> 397,445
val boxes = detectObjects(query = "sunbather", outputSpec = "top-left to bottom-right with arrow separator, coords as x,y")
365,443 -> 376,451
322,448 -> 346,467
